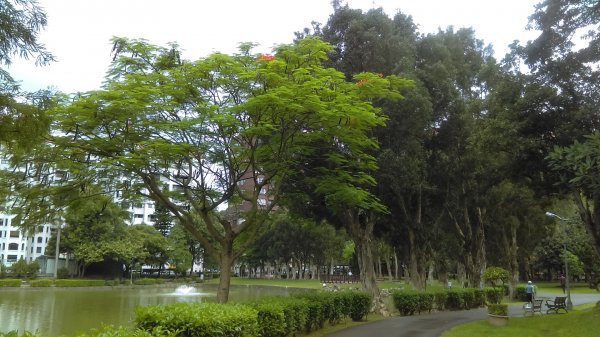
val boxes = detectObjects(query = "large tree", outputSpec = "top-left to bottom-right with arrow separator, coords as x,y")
46,36 -> 404,303
0,0 -> 54,150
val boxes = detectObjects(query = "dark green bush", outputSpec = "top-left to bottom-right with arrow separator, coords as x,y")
392,291 -> 433,316
433,291 -> 448,311
250,302 -> 286,337
445,290 -> 464,310
56,267 -> 70,279
54,279 -> 107,287
135,302 -> 259,337
487,303 -> 508,316
461,289 -> 476,309
0,279 -> 22,287
346,292 -> 371,321
9,258 -> 39,279
392,291 -> 419,316
473,288 -> 486,307
29,279 -> 54,287
485,287 -> 503,304
515,285 -> 528,301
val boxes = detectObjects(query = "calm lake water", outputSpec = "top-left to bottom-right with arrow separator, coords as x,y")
0,284 -> 309,336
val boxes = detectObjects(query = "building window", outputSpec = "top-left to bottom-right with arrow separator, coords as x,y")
9,231 -> 19,238
134,214 -> 144,219
36,247 -> 42,254
37,237 -> 42,243
7,255 -> 18,262
8,243 -> 18,250
148,214 -> 156,221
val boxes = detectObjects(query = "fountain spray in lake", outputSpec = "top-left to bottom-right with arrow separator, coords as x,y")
173,285 -> 199,295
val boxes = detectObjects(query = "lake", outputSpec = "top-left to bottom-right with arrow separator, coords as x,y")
0,284 -> 309,336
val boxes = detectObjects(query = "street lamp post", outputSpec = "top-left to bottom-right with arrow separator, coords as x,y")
545,212 -> 573,310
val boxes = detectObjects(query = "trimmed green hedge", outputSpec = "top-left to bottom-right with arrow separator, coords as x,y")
485,287 -> 503,304
393,287 -> 495,316
29,279 -> 54,287
54,279 -> 108,287
136,302 -> 260,337
0,279 -> 22,287
133,278 -> 165,285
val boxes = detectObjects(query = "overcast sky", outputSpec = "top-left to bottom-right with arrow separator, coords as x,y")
8,0 -> 541,94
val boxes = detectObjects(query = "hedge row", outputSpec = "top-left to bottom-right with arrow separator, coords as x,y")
133,278 -> 166,286
392,287 -> 503,316
54,279 -> 110,287
0,279 -> 22,287
134,291 -> 372,337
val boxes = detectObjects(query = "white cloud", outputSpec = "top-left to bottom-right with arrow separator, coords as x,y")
7,0 -> 539,93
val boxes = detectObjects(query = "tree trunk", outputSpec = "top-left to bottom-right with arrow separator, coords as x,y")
386,256 -> 393,282
393,248 -> 399,280
216,244 -> 235,304
345,209 -> 388,316
408,227 -> 425,289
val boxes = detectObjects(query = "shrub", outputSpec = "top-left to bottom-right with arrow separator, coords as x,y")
54,279 -> 107,287
29,279 -> 54,287
0,279 -> 22,287
485,287 -> 503,304
445,290 -> 464,310
515,285 -> 528,301
56,267 -> 70,279
487,303 -> 508,316
250,302 -> 286,337
461,289 -> 476,309
483,266 -> 509,287
346,291 -> 371,321
9,258 -> 39,279
473,288 -> 486,307
392,291 -> 419,316
135,302 -> 259,337
433,291 -> 448,311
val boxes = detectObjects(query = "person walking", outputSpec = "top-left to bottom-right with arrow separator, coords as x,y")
526,280 -> 536,303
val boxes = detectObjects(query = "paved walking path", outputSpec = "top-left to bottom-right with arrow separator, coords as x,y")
326,292 -> 600,337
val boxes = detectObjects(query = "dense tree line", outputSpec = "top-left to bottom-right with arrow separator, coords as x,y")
2,0 -> 600,312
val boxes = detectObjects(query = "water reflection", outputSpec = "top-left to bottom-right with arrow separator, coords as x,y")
0,284 -> 308,336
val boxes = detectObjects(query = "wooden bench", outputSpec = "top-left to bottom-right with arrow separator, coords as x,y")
523,299 -> 544,316
546,296 -> 568,314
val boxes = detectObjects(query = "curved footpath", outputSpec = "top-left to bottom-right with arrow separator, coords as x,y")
326,292 -> 600,337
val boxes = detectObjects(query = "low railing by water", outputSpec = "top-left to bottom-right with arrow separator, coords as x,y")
319,274 -> 359,283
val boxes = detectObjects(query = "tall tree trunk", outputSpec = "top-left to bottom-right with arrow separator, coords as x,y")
472,207 -> 487,288
346,210 -> 388,316
216,240 -> 235,304
393,248 -> 399,280
386,255 -> 393,282
408,227 -> 425,289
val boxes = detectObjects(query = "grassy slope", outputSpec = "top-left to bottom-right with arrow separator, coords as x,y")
442,305 -> 600,337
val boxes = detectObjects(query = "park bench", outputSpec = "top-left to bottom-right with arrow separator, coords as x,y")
546,296 -> 568,314
523,299 -> 544,316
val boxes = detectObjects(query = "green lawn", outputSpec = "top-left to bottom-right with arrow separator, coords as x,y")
205,277 -> 410,290
441,305 -> 600,337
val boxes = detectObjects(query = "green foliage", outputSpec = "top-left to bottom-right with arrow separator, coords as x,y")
133,278 -> 165,286
28,279 -> 53,287
56,267 -> 70,279
249,302 -> 287,337
514,285 -> 528,301
0,263 -> 7,278
487,303 -> 508,316
54,279 -> 107,287
391,291 -> 423,316
483,267 -> 509,287
484,287 -> 504,304
9,258 -> 39,279
135,302 -> 259,337
0,278 -> 21,287
445,290 -> 465,310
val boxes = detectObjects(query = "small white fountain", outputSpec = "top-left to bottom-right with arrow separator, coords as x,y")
173,284 -> 199,296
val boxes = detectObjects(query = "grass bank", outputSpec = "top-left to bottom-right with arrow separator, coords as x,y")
441,304 -> 600,337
